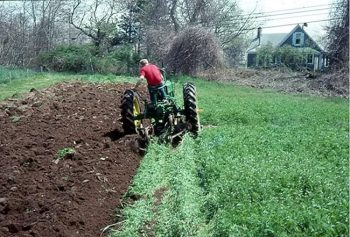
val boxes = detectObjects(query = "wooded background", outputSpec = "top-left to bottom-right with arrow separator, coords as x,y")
0,0 -> 348,75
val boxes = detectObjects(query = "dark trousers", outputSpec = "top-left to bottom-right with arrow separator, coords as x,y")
148,83 -> 166,104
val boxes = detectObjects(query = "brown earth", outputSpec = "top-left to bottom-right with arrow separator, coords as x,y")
0,82 -> 147,237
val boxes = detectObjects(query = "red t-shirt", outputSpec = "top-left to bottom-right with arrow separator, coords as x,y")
140,64 -> 163,86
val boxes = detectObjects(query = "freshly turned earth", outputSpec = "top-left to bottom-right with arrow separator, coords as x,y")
0,82 -> 146,237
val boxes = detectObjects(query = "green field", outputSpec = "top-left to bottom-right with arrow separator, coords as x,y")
0,71 -> 348,236
0,67 -> 136,100
112,78 -> 349,236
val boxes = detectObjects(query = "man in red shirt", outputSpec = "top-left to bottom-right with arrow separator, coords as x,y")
134,59 -> 167,103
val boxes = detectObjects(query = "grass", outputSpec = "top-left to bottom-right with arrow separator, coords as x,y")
0,66 -> 36,84
111,77 -> 349,237
0,67 -> 137,100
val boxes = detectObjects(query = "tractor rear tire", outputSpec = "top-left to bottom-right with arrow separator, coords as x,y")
120,90 -> 140,134
183,83 -> 200,136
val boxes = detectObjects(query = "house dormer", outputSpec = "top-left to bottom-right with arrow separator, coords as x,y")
278,25 -> 323,51
292,32 -> 304,46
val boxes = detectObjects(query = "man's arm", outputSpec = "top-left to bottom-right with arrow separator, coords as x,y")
134,75 -> 144,90
159,68 -> 164,81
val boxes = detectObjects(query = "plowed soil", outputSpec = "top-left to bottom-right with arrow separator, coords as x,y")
0,82 -> 145,237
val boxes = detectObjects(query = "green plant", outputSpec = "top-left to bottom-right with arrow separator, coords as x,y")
275,45 -> 315,70
108,45 -> 141,74
56,147 -> 76,160
39,45 -> 96,72
256,42 -> 274,68
256,45 -> 316,71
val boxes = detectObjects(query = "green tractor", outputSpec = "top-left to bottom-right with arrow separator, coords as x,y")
120,70 -> 200,145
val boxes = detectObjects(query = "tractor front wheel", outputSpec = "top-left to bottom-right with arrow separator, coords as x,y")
120,90 -> 142,134
183,83 -> 200,136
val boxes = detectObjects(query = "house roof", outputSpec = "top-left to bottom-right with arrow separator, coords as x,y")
247,33 -> 287,53
277,24 -> 324,52
259,33 -> 286,47
276,24 -> 300,48
247,24 -> 325,54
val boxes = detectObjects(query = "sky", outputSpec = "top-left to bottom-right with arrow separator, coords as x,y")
239,0 -> 333,43
1,0 -> 333,45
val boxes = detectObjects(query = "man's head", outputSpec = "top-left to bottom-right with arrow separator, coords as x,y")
139,59 -> 149,67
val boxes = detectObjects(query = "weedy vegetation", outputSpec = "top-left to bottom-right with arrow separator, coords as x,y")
0,66 -> 37,84
56,147 -> 76,160
0,68 -> 136,100
111,77 -> 348,237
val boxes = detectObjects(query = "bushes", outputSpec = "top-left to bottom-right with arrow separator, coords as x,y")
38,44 -> 141,74
39,45 -> 95,72
108,45 -> 141,74
165,27 -> 223,75
256,43 -> 274,68
256,45 -> 315,71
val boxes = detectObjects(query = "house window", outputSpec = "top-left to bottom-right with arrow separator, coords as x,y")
307,54 -> 313,64
293,32 -> 304,46
325,57 -> 329,67
274,55 -> 281,64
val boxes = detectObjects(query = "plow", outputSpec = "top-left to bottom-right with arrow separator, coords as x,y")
120,70 -> 200,146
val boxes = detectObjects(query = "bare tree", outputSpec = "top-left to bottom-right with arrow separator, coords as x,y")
137,0 -> 256,66
169,0 -> 180,32
319,0 -> 349,93
0,0 -> 71,67
0,0 -> 256,70
29,0 -> 66,56
327,0 -> 349,70
120,0 -> 175,62
0,3 -> 33,66
69,0 -> 122,51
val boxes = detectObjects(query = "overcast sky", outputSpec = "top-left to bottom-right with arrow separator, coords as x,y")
239,0 -> 332,41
